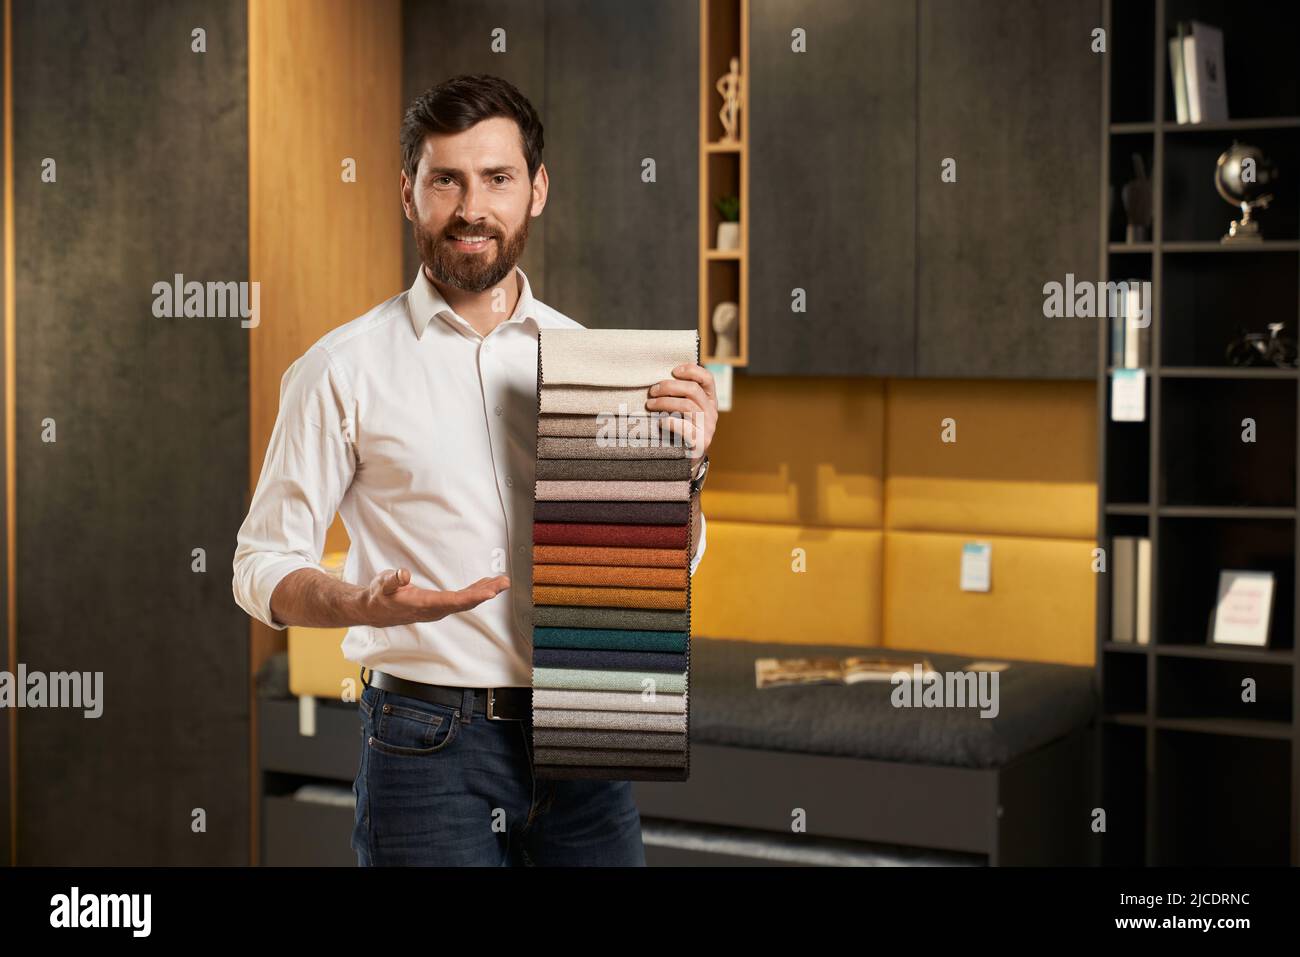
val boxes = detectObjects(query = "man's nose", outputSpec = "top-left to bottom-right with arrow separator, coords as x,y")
457,182 -> 489,226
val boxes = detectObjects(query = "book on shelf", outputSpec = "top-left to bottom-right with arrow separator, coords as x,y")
1180,19 -> 1227,123
1111,536 -> 1151,644
755,655 -> 939,689
1109,279 -> 1150,369
1135,537 -> 1151,645
1168,22 -> 1189,124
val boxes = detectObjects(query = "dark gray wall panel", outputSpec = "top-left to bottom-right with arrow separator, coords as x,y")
542,0 -> 698,330
402,0 -> 548,294
748,0 -> 917,375
13,0 -> 248,864
917,0 -> 1101,378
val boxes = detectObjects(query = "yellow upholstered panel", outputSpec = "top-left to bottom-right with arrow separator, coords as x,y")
692,519 -> 882,647
882,530 -> 1095,666
885,379 -> 1097,540
701,376 -> 884,529
287,625 -> 357,699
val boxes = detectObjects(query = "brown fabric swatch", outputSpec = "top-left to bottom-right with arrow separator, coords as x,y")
533,544 -> 687,568
535,456 -> 693,481
532,605 -> 690,631
538,413 -> 676,438
534,500 -> 688,525
537,436 -> 691,460
533,747 -> 687,768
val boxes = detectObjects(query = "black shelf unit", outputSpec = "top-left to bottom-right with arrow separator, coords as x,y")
1096,0 -> 1300,866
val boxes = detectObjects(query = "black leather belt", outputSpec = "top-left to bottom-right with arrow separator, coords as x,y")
369,669 -> 531,721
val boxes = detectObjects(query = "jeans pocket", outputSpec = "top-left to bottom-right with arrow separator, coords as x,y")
367,691 -> 461,758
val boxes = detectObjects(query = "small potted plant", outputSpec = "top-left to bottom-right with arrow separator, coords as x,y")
715,194 -> 740,250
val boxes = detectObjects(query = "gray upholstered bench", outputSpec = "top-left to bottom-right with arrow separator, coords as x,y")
632,638 -> 1098,866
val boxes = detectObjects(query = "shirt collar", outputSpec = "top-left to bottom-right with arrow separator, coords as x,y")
406,263 -> 542,340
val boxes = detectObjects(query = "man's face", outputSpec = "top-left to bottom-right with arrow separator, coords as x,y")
401,116 -> 545,294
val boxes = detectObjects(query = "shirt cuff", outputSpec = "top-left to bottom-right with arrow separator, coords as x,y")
688,510 -> 707,577
233,554 -> 323,631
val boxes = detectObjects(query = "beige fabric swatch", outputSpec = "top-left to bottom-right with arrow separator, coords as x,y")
539,328 -> 698,387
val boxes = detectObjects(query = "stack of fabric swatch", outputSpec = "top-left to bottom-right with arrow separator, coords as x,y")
530,328 -> 700,782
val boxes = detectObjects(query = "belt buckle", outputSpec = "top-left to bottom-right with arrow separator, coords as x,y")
485,687 -> 502,720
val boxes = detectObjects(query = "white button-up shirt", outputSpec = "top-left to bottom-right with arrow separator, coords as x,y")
232,264 -> 707,688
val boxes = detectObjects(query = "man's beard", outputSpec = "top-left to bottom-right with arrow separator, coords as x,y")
414,206 -> 531,294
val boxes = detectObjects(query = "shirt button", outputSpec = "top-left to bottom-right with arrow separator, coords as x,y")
483,343 -> 493,353
505,476 -> 514,487
517,545 -> 526,554
495,405 -> 503,416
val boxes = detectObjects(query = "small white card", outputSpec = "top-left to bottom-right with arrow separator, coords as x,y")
1211,570 -> 1275,647
960,541 -> 992,592
705,362 -> 733,412
1111,368 -> 1146,422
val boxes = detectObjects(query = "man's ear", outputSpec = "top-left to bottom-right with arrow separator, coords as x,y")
530,162 -> 548,217
400,168 -> 414,221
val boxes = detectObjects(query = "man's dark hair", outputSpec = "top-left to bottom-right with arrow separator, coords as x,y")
400,74 -> 545,185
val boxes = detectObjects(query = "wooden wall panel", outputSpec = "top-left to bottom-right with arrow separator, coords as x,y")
2,0 -> 11,866
248,0 -> 403,861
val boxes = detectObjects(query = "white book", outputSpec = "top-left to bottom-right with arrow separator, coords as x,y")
1135,537 -> 1152,645
1168,27 -> 1189,124
1184,21 -> 1228,123
1122,283 -> 1148,368
1111,536 -> 1137,643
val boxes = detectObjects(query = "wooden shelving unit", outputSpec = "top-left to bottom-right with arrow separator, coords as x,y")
1096,0 -> 1300,866
698,0 -> 748,365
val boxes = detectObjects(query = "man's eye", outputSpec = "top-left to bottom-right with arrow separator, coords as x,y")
433,176 -> 453,186
492,175 -> 509,185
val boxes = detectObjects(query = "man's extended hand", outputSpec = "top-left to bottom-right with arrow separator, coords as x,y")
645,362 -> 718,473
360,567 -> 510,628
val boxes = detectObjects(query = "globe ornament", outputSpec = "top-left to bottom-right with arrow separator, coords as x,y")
1215,141 -> 1279,243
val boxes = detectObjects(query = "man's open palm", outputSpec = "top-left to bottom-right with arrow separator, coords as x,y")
364,567 -> 510,627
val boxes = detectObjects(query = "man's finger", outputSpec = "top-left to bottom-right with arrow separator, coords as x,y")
381,567 -> 411,595
423,575 -> 511,616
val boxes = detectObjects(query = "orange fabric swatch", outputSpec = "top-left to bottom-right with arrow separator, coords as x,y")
533,563 -> 688,589
532,584 -> 687,610
533,544 -> 687,568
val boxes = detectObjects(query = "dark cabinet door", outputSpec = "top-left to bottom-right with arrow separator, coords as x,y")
543,0 -> 699,331
916,0 -> 1101,378
748,0 -> 917,375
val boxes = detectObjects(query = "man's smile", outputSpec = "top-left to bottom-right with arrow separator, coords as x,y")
447,233 -> 496,251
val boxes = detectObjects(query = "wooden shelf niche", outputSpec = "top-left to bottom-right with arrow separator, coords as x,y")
699,0 -> 748,365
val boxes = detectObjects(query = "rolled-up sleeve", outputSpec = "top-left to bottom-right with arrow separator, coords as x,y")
232,344 -> 357,629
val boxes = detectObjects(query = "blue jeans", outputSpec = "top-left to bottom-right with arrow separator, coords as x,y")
351,680 -> 647,866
